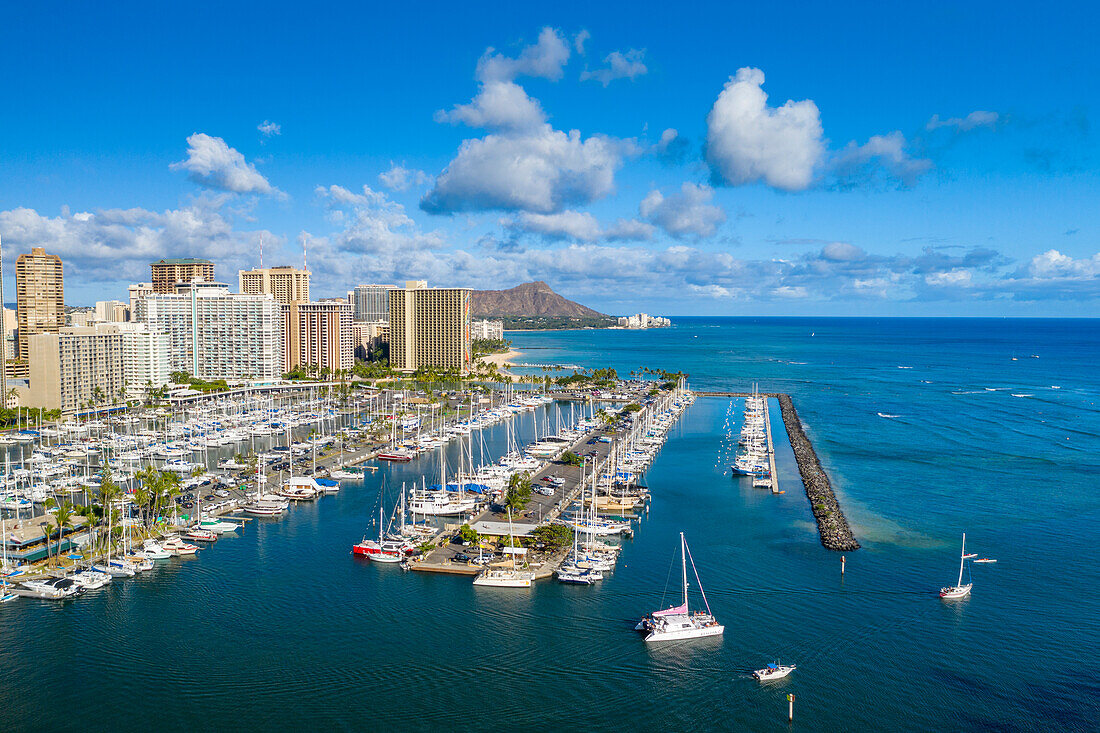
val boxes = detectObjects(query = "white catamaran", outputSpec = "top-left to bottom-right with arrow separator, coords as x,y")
636,532 -> 724,642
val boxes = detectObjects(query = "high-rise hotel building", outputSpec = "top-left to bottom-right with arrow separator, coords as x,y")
240,266 -> 310,305
150,258 -> 214,294
15,247 -> 65,362
134,281 -> 282,380
388,280 -> 471,372
282,300 -> 353,374
351,284 -> 396,323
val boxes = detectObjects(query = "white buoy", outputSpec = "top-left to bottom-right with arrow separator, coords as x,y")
841,555 -> 846,575
787,693 -> 794,722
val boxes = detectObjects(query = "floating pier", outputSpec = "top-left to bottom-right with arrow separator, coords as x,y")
701,391 -> 859,551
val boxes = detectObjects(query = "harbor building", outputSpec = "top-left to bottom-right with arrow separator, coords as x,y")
388,280 -> 471,372
239,265 -> 311,305
15,247 -> 65,362
134,281 -> 283,381
150,258 -> 214,294
471,319 -> 504,341
282,300 -> 354,374
351,284 -> 397,323
24,324 -> 123,415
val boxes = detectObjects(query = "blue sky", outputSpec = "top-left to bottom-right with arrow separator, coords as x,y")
1,1 -> 1098,315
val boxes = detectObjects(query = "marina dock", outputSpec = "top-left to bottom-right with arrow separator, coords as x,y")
702,390 -> 858,550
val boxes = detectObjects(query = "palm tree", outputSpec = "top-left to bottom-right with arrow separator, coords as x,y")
54,501 -> 75,561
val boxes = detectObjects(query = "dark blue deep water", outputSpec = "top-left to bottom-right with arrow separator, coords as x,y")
2,318 -> 1098,731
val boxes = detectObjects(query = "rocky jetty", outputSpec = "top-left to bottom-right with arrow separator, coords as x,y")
775,394 -> 861,551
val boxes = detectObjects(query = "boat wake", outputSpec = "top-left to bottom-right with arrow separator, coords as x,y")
877,413 -> 901,419
1011,393 -> 1034,398
951,390 -> 988,395
897,366 -> 913,369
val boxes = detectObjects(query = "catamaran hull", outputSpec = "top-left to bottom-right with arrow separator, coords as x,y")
645,624 -> 725,642
472,576 -> 532,588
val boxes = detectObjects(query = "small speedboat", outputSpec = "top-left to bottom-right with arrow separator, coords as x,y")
162,536 -> 199,556
973,558 -> 997,564
753,662 -> 796,681
184,527 -> 218,543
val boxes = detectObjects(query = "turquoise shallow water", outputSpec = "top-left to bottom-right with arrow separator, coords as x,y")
2,317 -> 1098,731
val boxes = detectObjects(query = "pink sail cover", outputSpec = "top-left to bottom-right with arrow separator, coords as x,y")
652,603 -> 688,617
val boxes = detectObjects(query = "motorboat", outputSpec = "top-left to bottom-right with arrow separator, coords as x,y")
753,662 -> 796,681
329,469 -> 360,481
70,569 -> 113,590
183,527 -> 218,543
198,519 -> 240,534
140,540 -> 171,559
17,577 -> 84,599
637,532 -> 724,642
161,536 -> 199,556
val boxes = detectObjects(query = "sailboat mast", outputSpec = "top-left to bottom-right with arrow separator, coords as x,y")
681,532 -> 688,608
958,532 -> 966,587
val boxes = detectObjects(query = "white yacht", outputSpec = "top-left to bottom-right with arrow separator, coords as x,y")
17,577 -> 84,599
636,533 -> 724,642
70,569 -> 113,590
139,540 -> 171,560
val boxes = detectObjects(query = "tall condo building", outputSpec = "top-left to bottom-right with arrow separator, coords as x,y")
282,301 -> 354,374
351,284 -> 396,322
150,258 -> 214,294
134,281 -> 283,380
239,265 -> 310,305
116,323 -> 171,400
15,247 -> 65,362
388,280 -> 471,372
25,324 -> 123,415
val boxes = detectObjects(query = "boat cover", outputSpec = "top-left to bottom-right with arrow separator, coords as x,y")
652,602 -> 688,617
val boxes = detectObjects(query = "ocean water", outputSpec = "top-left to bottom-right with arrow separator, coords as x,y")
2,318 -> 1098,731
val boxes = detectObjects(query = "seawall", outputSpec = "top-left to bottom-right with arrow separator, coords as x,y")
773,394 -> 860,551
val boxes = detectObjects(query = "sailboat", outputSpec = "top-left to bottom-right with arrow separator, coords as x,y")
472,509 -> 535,588
940,532 -> 975,599
636,532 -> 724,642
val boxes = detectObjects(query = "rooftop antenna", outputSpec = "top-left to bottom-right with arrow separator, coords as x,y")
303,235 -> 308,271
259,235 -> 264,270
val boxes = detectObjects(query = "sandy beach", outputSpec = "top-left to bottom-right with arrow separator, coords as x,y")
478,348 -> 521,368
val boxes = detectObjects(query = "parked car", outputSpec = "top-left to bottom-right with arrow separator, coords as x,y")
452,552 -> 471,563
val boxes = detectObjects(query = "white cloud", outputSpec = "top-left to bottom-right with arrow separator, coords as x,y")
688,284 -> 734,298
170,133 -> 279,196
831,131 -> 931,187
1027,249 -> 1100,279
421,127 -> 624,214
315,184 -> 445,255
926,111 -> 999,131
378,163 -> 432,192
257,120 -> 281,137
705,67 -> 824,191
435,81 -> 547,132
640,183 -> 726,238
821,242 -> 865,262
574,30 -> 590,55
580,49 -> 648,86
773,285 -> 810,299
924,269 -> 973,287
0,196 -> 269,283
504,210 -> 654,242
476,27 -> 570,83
